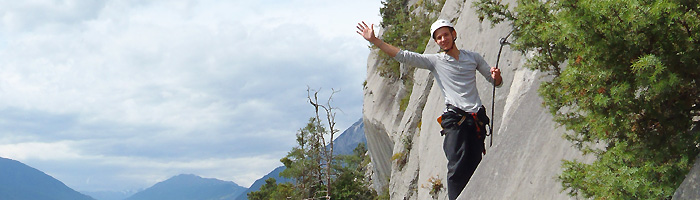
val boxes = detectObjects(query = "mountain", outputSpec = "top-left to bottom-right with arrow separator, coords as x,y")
235,118 -> 366,200
0,157 -> 95,200
234,166 -> 289,200
81,189 -> 140,200
330,118 -> 366,155
125,174 -> 246,200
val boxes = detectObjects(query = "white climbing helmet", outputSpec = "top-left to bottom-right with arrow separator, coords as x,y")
430,19 -> 454,39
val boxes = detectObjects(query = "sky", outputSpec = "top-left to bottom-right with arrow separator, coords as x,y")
0,0 -> 381,192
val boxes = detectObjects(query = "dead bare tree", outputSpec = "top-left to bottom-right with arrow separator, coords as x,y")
307,87 -> 340,200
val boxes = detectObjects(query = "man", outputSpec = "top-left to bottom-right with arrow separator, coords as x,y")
356,19 -> 502,200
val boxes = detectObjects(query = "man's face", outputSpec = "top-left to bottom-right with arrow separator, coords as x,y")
433,27 -> 455,51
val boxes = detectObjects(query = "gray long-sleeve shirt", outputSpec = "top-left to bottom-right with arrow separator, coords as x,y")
394,49 -> 496,113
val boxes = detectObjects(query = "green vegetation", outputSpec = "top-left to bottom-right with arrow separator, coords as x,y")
391,152 -> 406,169
399,78 -> 413,111
247,178 -> 295,200
422,176 -> 444,199
248,90 -> 377,200
330,143 -> 377,199
378,0 -> 444,79
392,133 -> 414,171
248,138 -> 377,200
376,187 -> 390,200
473,0 -> 700,199
378,0 -> 445,113
248,119 -> 377,200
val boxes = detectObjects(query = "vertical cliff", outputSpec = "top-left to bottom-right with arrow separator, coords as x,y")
363,0 -> 698,199
362,0 -> 591,199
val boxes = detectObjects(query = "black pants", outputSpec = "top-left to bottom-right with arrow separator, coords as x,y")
441,111 -> 484,200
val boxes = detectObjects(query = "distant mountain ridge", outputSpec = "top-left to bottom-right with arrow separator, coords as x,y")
0,119 -> 365,200
234,166 -> 290,200
81,189 -> 140,200
0,157 -> 95,200
125,174 -> 246,200
331,118 -> 366,155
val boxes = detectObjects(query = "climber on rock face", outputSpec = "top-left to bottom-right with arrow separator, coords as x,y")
357,19 -> 502,200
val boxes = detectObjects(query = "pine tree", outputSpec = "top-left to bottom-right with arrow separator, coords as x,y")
331,143 -> 377,200
279,117 -> 326,199
247,178 -> 295,200
474,0 -> 700,198
248,88 -> 378,199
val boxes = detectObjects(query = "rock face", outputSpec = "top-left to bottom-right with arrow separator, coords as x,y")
362,0 -> 591,199
674,154 -> 700,199
363,1 -> 700,200
673,124 -> 700,199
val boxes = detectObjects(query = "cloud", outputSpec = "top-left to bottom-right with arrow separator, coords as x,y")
0,0 -> 106,33
0,0 -> 380,191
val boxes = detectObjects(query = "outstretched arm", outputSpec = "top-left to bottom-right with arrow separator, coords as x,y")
357,21 -> 400,58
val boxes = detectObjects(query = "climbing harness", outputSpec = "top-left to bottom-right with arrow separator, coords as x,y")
435,29 -> 515,149
488,29 -> 514,147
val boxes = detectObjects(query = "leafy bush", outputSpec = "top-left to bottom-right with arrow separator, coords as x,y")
399,78 -> 413,111
392,133 -> 415,171
377,0 -> 446,114
473,0 -> 700,199
378,0 -> 445,80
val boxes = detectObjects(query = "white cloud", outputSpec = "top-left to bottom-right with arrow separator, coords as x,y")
0,141 -> 83,161
0,0 -> 381,192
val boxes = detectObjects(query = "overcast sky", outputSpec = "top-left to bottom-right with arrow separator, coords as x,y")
0,0 -> 381,192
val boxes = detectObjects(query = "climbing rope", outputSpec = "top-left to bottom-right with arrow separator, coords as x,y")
489,29 -> 514,147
